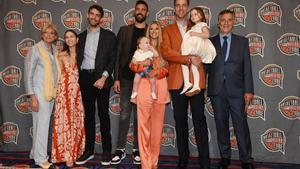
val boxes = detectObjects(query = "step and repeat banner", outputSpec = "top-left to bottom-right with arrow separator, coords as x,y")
0,0 -> 299,164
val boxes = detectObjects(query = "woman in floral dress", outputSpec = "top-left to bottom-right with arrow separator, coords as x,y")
51,30 -> 85,167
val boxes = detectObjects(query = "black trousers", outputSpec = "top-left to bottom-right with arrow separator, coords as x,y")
169,88 -> 210,167
79,71 -> 112,154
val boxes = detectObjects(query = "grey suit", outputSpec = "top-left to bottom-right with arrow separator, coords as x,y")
24,41 -> 58,165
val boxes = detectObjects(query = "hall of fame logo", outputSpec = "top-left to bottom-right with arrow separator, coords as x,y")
82,0 -> 97,3
61,9 -> 82,31
156,7 -> 175,28
109,94 -> 120,115
204,93 -> 214,117
99,9 -> 113,31
95,123 -> 102,144
230,127 -> 238,150
15,94 -> 31,114
161,124 -> 176,147
294,5 -> 300,22
4,11 -> 23,32
277,33 -> 300,56
0,65 -> 22,87
278,96 -> 300,120
32,10 -> 52,30
124,8 -> 135,25
51,0 -> 66,3
261,128 -> 286,154
297,70 -> 300,80
189,127 -> 211,147
21,0 -> 37,4
2,122 -> 19,144
126,123 -> 134,145
258,2 -> 282,26
259,64 -> 284,89
55,37 -> 64,52
246,33 -> 265,57
227,4 -> 247,27
197,6 -> 211,28
17,38 -> 35,58
246,95 -> 266,120
115,0 -> 128,2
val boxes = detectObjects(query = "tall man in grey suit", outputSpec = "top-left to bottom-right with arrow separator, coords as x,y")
112,0 -> 149,165
75,4 -> 117,166
207,9 -> 255,169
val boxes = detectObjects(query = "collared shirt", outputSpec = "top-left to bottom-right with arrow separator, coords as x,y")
176,20 -> 187,37
220,32 -> 232,62
81,26 -> 100,70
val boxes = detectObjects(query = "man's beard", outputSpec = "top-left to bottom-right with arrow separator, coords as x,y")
135,14 -> 146,23
88,18 -> 99,27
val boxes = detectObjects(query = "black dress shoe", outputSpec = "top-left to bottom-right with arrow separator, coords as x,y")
218,158 -> 230,169
242,163 -> 255,169
75,151 -> 94,165
176,160 -> 188,169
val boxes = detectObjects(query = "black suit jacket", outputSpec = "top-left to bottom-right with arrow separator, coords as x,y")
77,27 -> 117,88
207,33 -> 254,97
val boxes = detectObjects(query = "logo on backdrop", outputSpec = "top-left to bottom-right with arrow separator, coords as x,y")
124,8 -> 135,25
61,9 -> 82,31
246,33 -> 265,57
83,0 -> 97,3
55,37 -> 64,52
29,127 -> 33,138
0,65 -> 22,87
230,127 -> 238,150
156,7 -> 175,28
246,95 -> 266,120
2,122 -> 19,144
51,0 -> 66,3
189,127 -> 211,147
258,2 -> 282,26
32,10 -> 52,30
126,123 -> 134,145
161,124 -> 176,147
21,0 -> 37,4
261,128 -> 286,154
204,93 -> 214,117
278,96 -> 300,120
4,11 -> 23,32
197,6 -> 211,28
99,9 -> 113,31
259,64 -> 284,89
115,0 -> 128,2
227,4 -> 247,27
277,33 -> 300,56
294,5 -> 300,22
109,94 -> 120,115
15,94 -> 31,114
297,70 -> 300,80
95,123 -> 102,144
17,38 -> 35,58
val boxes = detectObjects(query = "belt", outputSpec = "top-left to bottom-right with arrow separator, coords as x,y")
82,69 -> 95,73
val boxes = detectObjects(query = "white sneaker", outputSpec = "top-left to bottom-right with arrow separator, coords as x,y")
131,92 -> 138,99
151,92 -> 157,100
185,86 -> 201,96
180,82 -> 193,95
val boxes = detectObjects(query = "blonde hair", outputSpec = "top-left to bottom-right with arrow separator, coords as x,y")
40,23 -> 59,41
145,21 -> 162,49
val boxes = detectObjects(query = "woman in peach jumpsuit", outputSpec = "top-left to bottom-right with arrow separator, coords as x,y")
130,21 -> 169,169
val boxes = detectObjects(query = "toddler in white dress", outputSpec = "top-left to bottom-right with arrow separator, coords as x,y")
181,7 -> 216,95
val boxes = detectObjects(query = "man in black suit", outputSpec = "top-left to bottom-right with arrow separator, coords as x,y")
75,4 -> 117,166
207,9 -> 254,169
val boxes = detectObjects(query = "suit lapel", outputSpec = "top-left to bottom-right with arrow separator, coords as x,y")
227,34 -> 236,62
173,23 -> 183,45
78,30 -> 87,67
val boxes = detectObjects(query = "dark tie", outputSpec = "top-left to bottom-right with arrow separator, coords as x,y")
222,36 -> 228,61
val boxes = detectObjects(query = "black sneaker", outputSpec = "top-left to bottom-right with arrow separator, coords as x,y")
132,150 -> 141,165
111,149 -> 126,164
75,152 -> 94,165
101,152 -> 111,166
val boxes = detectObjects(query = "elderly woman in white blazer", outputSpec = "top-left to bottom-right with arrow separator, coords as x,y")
24,23 -> 60,169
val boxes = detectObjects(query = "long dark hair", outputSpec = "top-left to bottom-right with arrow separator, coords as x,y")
187,7 -> 206,31
62,29 -> 78,55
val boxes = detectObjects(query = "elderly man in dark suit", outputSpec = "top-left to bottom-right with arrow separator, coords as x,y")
75,4 -> 117,166
207,9 -> 254,169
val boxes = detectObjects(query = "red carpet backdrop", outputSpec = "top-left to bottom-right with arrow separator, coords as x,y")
0,0 -> 299,165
